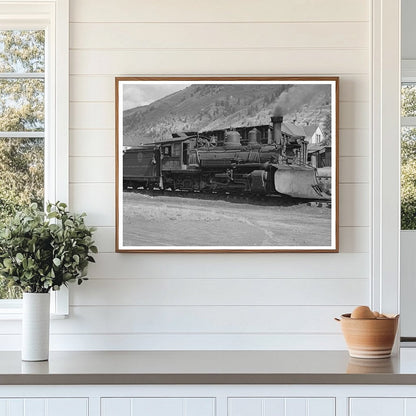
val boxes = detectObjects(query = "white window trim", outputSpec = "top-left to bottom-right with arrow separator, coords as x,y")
0,0 -> 69,317
400,61 -> 416,341
371,0 -> 401,323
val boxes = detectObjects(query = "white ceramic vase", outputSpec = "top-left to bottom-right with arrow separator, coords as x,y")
22,292 -> 50,361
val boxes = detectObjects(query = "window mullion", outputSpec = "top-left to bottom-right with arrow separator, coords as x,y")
401,117 -> 416,127
0,132 -> 44,138
0,72 -> 44,79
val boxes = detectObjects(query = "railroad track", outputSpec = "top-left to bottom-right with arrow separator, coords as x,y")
124,187 -> 331,208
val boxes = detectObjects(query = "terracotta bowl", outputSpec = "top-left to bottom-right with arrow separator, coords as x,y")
338,313 -> 399,359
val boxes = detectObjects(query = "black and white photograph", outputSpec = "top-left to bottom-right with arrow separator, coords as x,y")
116,77 -> 338,252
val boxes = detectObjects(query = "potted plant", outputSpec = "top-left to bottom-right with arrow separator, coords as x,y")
0,202 -> 97,361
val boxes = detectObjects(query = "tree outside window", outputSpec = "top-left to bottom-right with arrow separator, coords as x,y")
0,30 -> 45,299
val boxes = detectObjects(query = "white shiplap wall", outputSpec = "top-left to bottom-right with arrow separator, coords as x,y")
53,0 -> 371,350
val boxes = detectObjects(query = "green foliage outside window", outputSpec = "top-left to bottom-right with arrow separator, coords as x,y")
0,30 -> 45,298
401,84 -> 416,230
401,127 -> 416,229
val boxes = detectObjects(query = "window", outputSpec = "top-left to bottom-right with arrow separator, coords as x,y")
0,0 -> 69,314
163,145 -> 172,156
173,143 -> 181,157
401,81 -> 416,230
0,29 -> 45,300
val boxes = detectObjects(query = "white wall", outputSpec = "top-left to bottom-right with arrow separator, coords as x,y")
57,0 -> 371,350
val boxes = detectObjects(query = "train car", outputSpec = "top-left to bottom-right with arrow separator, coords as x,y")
123,116 -> 331,200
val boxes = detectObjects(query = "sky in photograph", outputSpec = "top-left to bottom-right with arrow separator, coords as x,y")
123,83 -> 191,110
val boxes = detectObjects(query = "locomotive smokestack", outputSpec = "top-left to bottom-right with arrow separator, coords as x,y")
271,115 -> 283,145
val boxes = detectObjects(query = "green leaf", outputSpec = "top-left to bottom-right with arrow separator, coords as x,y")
3,258 -> 12,268
53,258 -> 61,267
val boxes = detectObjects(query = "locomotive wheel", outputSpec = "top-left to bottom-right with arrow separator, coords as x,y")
123,180 -> 134,190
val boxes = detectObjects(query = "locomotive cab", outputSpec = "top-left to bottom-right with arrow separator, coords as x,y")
159,137 -> 201,191
161,138 -> 193,171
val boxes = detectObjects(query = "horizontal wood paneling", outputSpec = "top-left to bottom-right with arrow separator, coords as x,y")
69,130 -> 114,157
339,184 -> 369,227
61,0 -> 372,351
70,103 -> 114,129
339,102 -> 369,129
339,157 -> 369,183
90,227 -> 115,253
70,76 -> 115,102
69,157 -> 114,183
69,183 -> 114,226
69,75 -> 369,103
70,278 -> 368,306
70,22 -> 368,50
339,129 -> 369,157
86,253 -> 369,279
91,225 -> 369,254
56,305 -> 352,334
0,333 -> 347,350
339,227 -> 369,253
0,305 -> 354,335
69,0 -> 369,23
70,49 -> 368,76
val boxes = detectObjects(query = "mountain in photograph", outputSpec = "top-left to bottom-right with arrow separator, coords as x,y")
123,84 -> 332,146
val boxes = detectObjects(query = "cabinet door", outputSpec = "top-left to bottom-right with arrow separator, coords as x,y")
0,398 -> 88,416
228,398 -> 335,416
350,398 -> 416,416
101,398 -> 215,416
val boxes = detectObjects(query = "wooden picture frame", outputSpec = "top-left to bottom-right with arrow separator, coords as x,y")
115,77 -> 339,253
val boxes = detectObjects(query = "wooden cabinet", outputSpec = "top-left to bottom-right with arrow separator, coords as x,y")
101,398 -> 215,416
2,385 -> 416,416
228,398 -> 335,416
350,398 -> 416,416
0,398 -> 88,416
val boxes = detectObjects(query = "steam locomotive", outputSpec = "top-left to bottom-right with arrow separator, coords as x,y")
123,116 -> 330,200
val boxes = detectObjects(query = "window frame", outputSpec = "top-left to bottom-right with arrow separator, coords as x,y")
401,61 -> 416,233
0,0 -> 69,316
400,60 -> 416,340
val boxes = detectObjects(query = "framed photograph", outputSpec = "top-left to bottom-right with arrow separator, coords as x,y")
115,77 -> 338,252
